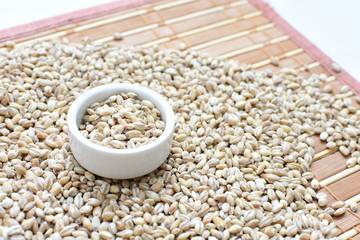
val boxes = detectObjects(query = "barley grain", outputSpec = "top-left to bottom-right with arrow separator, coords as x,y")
333,208 -> 346,217
113,33 -> 123,41
350,202 -> 358,212
331,63 -> 341,73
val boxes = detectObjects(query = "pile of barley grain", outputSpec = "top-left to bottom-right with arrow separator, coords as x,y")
80,93 -> 165,149
0,39 -> 359,240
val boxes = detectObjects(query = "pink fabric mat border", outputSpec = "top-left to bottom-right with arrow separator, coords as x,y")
249,0 -> 360,96
0,0 -> 159,42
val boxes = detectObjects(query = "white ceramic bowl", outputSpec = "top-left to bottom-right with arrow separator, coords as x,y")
67,84 -> 175,179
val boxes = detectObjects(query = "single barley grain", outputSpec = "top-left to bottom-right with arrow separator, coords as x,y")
332,62 -> 342,73
113,33 -> 124,41
350,202 -> 358,212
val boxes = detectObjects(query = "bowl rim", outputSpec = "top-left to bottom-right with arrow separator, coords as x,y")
67,83 -> 175,155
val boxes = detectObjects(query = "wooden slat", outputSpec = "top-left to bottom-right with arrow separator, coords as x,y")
311,151 -> 348,181
182,16 -> 257,46
327,171 -> 360,201
312,136 -> 329,154
351,233 -> 360,240
81,15 -> 148,40
335,211 -> 360,232
157,0 -> 216,21
154,0 -> 197,10
320,166 -> 360,187
170,9 -> 228,33
112,31 -> 158,46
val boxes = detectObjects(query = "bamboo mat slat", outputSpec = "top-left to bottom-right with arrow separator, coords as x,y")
336,213 -> 360,232
351,232 -> 360,240
311,152 -> 348,181
313,136 -> 328,154
327,172 -> 360,201
1,0 -> 360,236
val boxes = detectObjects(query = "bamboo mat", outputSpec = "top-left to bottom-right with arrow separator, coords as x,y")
1,0 -> 360,238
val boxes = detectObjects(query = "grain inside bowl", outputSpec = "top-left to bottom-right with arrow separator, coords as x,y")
79,92 -> 165,149
0,39 -> 359,239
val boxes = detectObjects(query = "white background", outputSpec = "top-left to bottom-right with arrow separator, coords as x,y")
1,0 -> 359,81
266,0 -> 360,81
